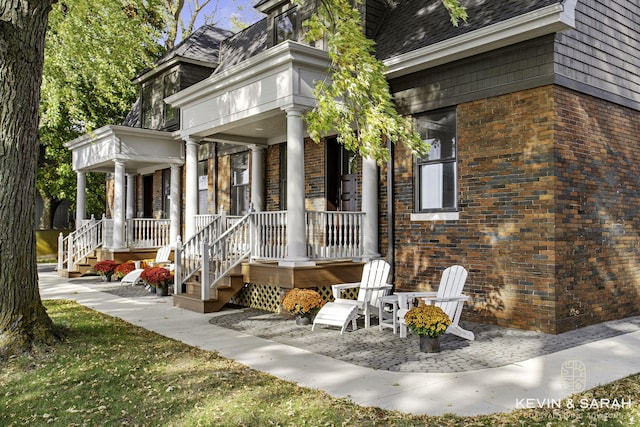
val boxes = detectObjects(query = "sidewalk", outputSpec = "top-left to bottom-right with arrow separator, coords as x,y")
38,268 -> 640,416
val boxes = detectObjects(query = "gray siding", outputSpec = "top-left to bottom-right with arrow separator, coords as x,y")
390,36 -> 556,115
555,0 -> 640,110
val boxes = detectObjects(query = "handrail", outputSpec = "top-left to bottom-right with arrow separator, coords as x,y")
61,217 -> 104,271
175,214 -> 223,286
251,211 -> 287,260
127,218 -> 171,247
201,213 -> 252,300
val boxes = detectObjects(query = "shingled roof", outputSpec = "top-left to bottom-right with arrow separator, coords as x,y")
373,0 -> 562,60
214,18 -> 269,73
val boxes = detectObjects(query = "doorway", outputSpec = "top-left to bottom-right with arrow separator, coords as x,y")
325,137 -> 358,211
142,175 -> 153,218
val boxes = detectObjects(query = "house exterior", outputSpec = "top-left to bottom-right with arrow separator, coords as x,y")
63,0 -> 640,334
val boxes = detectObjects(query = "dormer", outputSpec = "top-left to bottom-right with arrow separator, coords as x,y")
256,0 -> 321,49
130,26 -> 234,132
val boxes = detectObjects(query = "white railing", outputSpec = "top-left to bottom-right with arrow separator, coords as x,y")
195,214 -> 218,232
251,211 -> 287,260
175,213 -> 225,286
306,211 -> 364,259
58,216 -> 105,272
200,213 -> 252,300
126,218 -> 171,247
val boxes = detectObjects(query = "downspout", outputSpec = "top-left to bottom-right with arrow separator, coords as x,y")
386,138 -> 395,284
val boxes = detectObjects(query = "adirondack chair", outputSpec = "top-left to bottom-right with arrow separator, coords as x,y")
312,259 -> 392,334
397,265 -> 475,340
120,246 -> 173,286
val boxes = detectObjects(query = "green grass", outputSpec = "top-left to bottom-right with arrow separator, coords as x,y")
1,300 -> 638,426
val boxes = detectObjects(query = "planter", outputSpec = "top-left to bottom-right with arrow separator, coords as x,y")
295,314 -> 311,326
419,335 -> 441,353
101,275 -> 112,282
157,286 -> 169,297
148,286 -> 156,294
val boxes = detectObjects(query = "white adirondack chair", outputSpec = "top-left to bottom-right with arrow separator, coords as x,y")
397,265 -> 475,340
120,246 -> 173,286
312,259 -> 392,334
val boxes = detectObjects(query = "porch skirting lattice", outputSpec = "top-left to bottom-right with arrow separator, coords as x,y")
230,283 -> 358,313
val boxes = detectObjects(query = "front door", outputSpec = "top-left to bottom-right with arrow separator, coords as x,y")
326,137 -> 358,211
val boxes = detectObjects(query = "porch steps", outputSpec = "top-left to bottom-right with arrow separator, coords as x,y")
57,251 -> 99,278
173,265 -> 245,314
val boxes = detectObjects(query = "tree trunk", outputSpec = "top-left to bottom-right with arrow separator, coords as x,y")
38,190 -> 58,230
0,0 -> 58,358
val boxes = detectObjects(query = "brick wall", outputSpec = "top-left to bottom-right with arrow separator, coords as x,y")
266,144 -> 282,211
392,86 -> 558,332
554,86 -> 640,332
216,155 -> 231,212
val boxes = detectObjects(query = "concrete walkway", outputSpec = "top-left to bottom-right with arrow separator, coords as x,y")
38,268 -> 640,416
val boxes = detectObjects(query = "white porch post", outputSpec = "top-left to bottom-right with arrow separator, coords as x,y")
112,159 -> 126,249
281,107 -> 311,265
184,137 -> 199,239
170,164 -> 181,246
126,174 -> 135,220
250,144 -> 265,212
75,171 -> 86,228
362,156 -> 380,259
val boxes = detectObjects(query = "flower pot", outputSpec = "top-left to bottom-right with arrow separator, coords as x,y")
157,286 -> 169,297
148,286 -> 156,294
419,335 -> 441,353
295,314 -> 311,326
101,275 -> 112,282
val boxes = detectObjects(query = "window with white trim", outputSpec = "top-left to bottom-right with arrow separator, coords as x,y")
415,108 -> 457,212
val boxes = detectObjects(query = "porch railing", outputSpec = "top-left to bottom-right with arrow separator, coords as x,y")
251,211 -> 287,260
58,215 -> 105,272
176,214 -> 224,285
200,213 -> 252,300
127,218 -> 171,248
306,211 -> 365,260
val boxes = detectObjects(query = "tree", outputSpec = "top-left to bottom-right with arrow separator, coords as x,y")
0,0 -> 59,357
38,0 -> 166,229
163,0 -> 218,49
301,0 -> 467,163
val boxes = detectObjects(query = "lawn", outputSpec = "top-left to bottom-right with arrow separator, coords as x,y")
1,300 -> 638,426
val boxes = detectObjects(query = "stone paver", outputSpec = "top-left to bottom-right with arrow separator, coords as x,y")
72,272 -> 640,374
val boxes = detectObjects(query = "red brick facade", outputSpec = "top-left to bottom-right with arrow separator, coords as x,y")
390,85 -> 640,333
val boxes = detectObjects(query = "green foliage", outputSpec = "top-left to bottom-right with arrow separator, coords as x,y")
38,0 -> 164,222
299,0 -> 468,164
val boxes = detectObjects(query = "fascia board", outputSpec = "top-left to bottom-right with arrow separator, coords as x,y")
384,1 -> 577,79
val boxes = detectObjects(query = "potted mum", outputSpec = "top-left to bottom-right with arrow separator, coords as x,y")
282,288 -> 325,325
404,305 -> 451,353
93,260 -> 118,282
140,267 -> 174,296
114,262 -> 136,281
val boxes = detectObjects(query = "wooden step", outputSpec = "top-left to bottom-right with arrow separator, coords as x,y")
173,273 -> 245,314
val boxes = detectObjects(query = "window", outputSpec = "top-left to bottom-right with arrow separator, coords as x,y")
162,169 -> 171,219
415,108 -> 457,212
231,152 -> 249,216
198,159 -> 209,214
274,7 -> 298,44
141,83 -> 153,129
163,70 -> 179,124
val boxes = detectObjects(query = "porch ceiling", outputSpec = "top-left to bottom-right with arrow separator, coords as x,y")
65,125 -> 184,174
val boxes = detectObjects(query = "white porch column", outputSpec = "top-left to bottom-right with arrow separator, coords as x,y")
170,164 -> 181,246
75,171 -> 86,228
184,137 -> 200,239
362,156 -> 380,259
281,107 -> 311,265
250,144 -> 266,212
126,174 -> 135,220
112,159 -> 126,249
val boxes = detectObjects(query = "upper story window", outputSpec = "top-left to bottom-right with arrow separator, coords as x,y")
274,7 -> 298,44
415,108 -> 457,213
163,70 -> 179,124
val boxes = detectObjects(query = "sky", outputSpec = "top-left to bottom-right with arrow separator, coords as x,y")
188,0 -> 265,31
